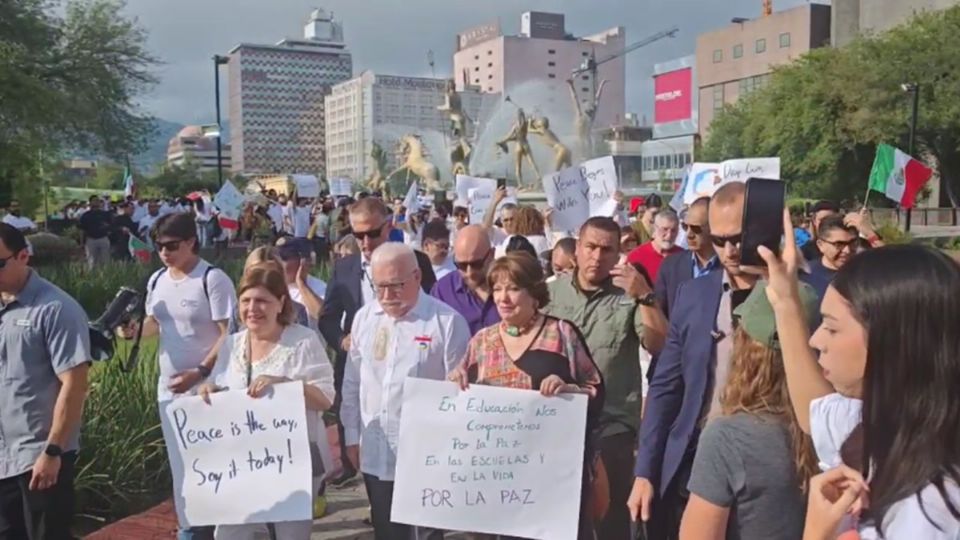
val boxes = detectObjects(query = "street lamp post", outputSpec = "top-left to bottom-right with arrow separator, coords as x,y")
902,82 -> 920,232
213,55 -> 229,187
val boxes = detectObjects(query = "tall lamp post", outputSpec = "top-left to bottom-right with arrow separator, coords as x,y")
901,82 -> 920,232
213,55 -> 229,187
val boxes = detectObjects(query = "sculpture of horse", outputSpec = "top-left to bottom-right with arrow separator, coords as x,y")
386,134 -> 443,192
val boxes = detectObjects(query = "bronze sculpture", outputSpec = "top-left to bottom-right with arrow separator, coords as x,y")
365,142 -> 389,197
495,107 -> 541,188
438,79 -> 473,177
527,116 -> 572,172
385,134 -> 444,192
567,78 -> 608,160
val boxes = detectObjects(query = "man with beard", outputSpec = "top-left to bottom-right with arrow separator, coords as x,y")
627,210 -> 682,284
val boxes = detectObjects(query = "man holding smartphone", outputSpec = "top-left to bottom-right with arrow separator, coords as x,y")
630,182 -> 758,539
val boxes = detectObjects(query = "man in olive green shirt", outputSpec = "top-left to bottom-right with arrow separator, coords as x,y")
544,216 -> 668,540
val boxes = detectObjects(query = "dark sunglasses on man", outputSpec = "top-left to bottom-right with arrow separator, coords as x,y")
709,233 -> 742,249
454,249 -> 492,272
155,240 -> 183,253
681,223 -> 705,235
353,227 -> 384,241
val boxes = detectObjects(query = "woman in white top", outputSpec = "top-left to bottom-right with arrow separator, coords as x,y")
759,211 -> 960,540
200,264 -> 335,540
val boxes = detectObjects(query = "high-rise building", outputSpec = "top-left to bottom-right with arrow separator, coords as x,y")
695,4 -> 831,135
833,0 -> 959,47
227,9 -> 352,176
166,125 -> 232,172
452,12 -> 626,129
324,71 -> 485,182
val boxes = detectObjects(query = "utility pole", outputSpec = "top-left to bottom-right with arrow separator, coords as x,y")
213,55 -> 229,187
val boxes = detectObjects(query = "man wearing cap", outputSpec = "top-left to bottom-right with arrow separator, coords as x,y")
0,223 -> 91,538
629,182 -> 758,539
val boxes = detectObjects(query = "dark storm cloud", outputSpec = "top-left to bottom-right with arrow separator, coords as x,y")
124,0 -> 812,124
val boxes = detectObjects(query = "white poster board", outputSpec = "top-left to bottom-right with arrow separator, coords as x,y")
542,156 -> 620,234
459,175 -> 517,226
291,174 -> 320,198
391,378 -> 588,540
403,181 -> 420,214
682,158 -> 781,204
212,181 -> 245,221
580,155 -> 619,217
329,177 -> 353,197
160,382 -> 312,528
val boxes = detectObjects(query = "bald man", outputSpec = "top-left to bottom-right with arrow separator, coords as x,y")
629,182 -> 758,539
429,224 -> 501,336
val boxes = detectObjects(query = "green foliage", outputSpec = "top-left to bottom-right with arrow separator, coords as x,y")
0,0 -> 157,210
141,162 -> 220,199
702,6 -> 960,204
27,232 -> 82,266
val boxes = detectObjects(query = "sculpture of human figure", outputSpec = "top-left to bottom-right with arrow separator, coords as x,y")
527,116 -> 572,172
439,79 -> 473,178
567,78 -> 608,160
495,108 -> 541,188
365,143 -> 389,197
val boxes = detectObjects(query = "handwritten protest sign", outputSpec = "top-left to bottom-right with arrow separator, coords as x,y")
580,155 -> 619,217
682,158 -> 780,204
329,177 -> 353,197
391,378 -> 588,540
542,156 -> 620,234
213,181 -> 245,221
160,382 -> 312,528
458,175 -> 517,225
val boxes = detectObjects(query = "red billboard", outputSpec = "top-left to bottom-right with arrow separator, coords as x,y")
654,67 -> 693,124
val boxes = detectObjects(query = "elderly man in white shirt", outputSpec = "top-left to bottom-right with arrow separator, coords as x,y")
341,242 -> 469,540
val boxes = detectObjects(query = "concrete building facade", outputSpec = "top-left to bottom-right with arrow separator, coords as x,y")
695,4 -> 831,135
833,0 -> 959,47
452,12 -> 626,129
166,125 -> 232,172
227,9 -> 352,176
324,72 -> 485,182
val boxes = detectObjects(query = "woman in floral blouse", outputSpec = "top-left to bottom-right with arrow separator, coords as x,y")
450,251 -> 605,540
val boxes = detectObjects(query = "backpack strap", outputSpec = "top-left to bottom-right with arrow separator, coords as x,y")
203,265 -> 215,301
148,267 -> 168,293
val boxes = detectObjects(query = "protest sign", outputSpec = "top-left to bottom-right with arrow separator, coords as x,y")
580,155 -> 619,217
402,181 -> 420,214
291,174 -> 320,198
212,180 -> 245,221
160,382 -> 312,528
391,378 -> 588,540
459,175 -> 516,225
682,158 -> 780,204
329,177 -> 353,197
542,156 -> 620,234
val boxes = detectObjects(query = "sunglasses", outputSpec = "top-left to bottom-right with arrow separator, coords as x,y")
155,240 -> 183,252
454,250 -> 491,272
0,253 -> 19,270
353,227 -> 383,241
681,223 -> 705,235
709,233 -> 742,248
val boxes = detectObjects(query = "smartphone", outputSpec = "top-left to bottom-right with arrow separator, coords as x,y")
497,177 -> 507,189
740,177 -> 786,267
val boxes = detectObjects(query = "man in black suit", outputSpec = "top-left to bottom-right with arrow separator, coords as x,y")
319,196 -> 436,484
654,197 -> 718,319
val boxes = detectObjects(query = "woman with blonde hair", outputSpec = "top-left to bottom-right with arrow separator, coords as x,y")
200,264 -> 335,539
679,282 -> 820,540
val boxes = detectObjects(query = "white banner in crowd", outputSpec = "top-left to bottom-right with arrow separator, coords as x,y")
542,155 -> 620,234
403,180 -> 420,214
391,378 -> 588,540
682,158 -> 781,204
212,180 -> 245,221
160,382 -> 312,528
456,175 -> 517,225
291,174 -> 320,198
329,177 -> 353,197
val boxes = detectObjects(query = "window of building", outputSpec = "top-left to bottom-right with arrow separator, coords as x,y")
487,50 -> 493,55
713,49 -> 723,63
474,55 -> 479,60
756,38 -> 767,53
582,75 -> 589,80
488,86 -> 493,91
712,84 -> 725,113
582,51 -> 589,57
474,66 -> 479,71
733,44 -> 743,59
487,62 -> 493,67
548,49 -> 556,54
547,61 -> 556,67
474,78 -> 480,84
582,87 -> 590,93
780,32 -> 791,48
488,74 -> 493,79
548,74 -> 556,79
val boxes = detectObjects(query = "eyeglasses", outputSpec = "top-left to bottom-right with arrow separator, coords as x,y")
820,238 -> 857,251
454,250 -> 492,272
681,223 -> 706,235
353,226 -> 384,241
0,253 -> 19,270
373,273 -> 416,295
155,240 -> 183,252
709,233 -> 742,248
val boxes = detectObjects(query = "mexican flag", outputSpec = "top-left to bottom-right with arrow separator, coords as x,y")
128,235 -> 151,263
867,144 -> 933,208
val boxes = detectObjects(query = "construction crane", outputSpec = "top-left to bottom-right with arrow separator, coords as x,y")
763,0 -> 773,16
572,26 -> 680,80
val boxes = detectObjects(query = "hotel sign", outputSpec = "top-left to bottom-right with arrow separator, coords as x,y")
457,21 -> 501,50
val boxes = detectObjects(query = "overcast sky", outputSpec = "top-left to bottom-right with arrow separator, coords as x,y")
125,0 -> 816,125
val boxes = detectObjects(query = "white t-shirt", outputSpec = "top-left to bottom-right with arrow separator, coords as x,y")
146,260 -> 237,401
293,206 -> 311,238
267,203 -> 284,232
810,393 -> 960,539
432,258 -> 456,281
2,214 -> 36,231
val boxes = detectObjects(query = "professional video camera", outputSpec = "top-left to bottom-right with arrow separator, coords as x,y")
89,287 -> 144,367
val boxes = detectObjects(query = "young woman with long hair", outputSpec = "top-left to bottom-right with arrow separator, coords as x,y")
760,211 -> 960,539
679,283 -> 820,539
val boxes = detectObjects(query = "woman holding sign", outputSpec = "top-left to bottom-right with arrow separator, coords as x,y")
450,252 -> 605,540
199,264 -> 335,540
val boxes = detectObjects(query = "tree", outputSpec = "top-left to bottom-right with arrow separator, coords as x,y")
701,6 -> 960,205
0,0 -> 157,213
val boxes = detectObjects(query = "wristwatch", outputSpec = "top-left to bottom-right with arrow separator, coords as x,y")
638,292 -> 657,307
44,444 -> 63,458
196,365 -> 212,379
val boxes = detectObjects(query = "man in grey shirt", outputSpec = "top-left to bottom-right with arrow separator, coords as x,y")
0,223 -> 91,538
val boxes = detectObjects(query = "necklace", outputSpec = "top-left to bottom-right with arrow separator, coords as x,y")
502,313 -> 540,337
